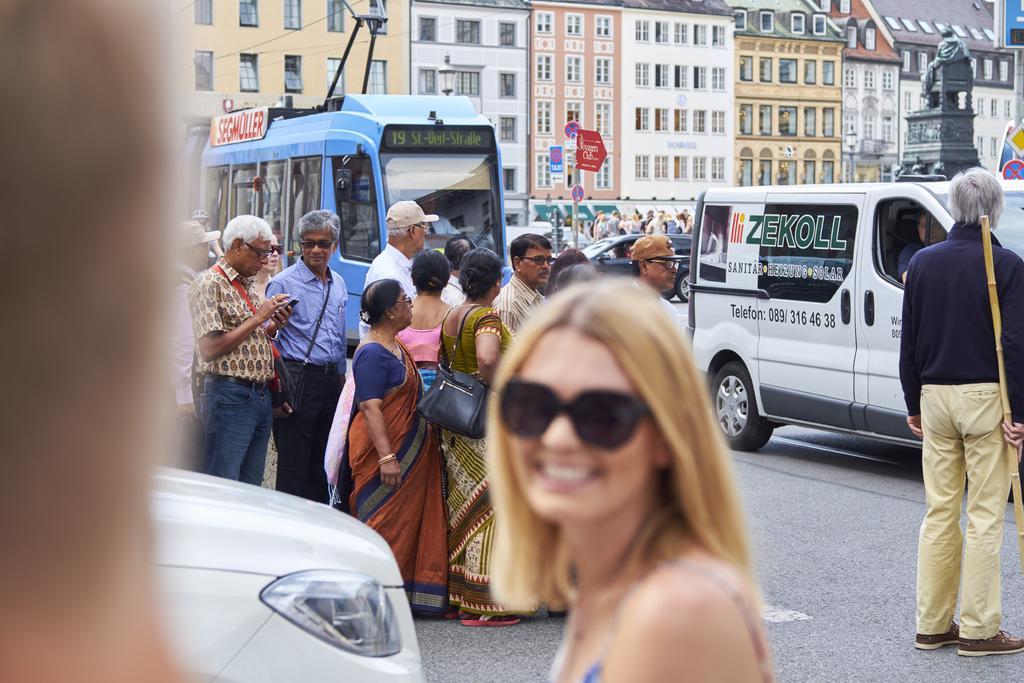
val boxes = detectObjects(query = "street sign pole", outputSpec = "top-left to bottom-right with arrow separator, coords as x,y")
573,159 -> 579,250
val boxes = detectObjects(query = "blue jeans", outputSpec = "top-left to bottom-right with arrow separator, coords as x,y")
201,376 -> 272,486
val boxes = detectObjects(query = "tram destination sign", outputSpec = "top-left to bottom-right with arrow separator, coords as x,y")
210,107 -> 269,147
382,126 -> 494,152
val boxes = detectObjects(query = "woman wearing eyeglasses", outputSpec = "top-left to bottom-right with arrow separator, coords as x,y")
341,278 -> 448,615
441,248 -> 526,626
488,280 -> 774,682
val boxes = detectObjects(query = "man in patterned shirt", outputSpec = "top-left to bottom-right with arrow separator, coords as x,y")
189,215 -> 293,485
494,233 -> 552,334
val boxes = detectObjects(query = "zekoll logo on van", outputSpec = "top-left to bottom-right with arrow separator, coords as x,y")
730,211 -> 848,251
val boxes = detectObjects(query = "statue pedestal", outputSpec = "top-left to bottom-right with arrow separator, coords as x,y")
901,108 -> 980,179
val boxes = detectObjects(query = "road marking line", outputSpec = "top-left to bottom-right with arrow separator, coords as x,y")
763,605 -> 812,623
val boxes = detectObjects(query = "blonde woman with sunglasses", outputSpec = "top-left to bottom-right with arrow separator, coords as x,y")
488,280 -> 774,682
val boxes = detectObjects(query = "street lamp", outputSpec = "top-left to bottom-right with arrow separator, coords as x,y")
439,54 -> 455,96
844,125 -> 857,183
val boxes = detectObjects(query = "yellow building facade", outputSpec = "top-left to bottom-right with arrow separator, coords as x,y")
730,2 -> 843,186
178,0 -> 409,125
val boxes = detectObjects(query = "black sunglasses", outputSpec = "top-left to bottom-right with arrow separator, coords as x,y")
300,239 -> 336,250
499,379 -> 650,449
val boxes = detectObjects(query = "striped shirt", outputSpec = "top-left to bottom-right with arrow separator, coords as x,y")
494,273 -> 543,334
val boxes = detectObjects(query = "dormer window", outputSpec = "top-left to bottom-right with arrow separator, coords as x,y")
791,13 -> 805,34
813,14 -> 826,35
865,26 -> 876,50
760,10 -> 774,33
839,0 -> 850,12
847,24 -> 857,48
735,10 -> 747,30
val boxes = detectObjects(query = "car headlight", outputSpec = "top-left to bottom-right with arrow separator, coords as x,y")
260,570 -> 402,657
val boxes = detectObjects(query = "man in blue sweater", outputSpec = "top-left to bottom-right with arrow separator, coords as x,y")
900,168 -> 1024,656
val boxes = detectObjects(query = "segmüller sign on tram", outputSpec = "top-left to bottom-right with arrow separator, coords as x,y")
574,128 -> 607,172
210,107 -> 270,147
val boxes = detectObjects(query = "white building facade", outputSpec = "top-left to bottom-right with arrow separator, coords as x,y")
619,0 -> 736,206
411,0 -> 531,226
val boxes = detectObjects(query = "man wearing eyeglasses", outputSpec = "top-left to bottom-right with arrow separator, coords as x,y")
495,233 -> 553,334
631,235 -> 684,325
189,215 -> 293,485
265,210 -> 348,504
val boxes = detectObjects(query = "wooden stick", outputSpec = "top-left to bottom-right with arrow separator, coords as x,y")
980,214 -> 1024,573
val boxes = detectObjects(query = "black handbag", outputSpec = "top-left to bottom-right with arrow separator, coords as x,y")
417,306 -> 490,439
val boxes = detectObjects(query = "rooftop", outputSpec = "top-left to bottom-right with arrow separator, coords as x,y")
417,0 -> 529,8
869,0 -> 997,53
726,0 -> 844,41
828,0 -> 900,63
620,0 -> 734,16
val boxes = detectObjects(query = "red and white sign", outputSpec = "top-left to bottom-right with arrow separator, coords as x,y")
210,107 -> 269,147
575,128 -> 607,172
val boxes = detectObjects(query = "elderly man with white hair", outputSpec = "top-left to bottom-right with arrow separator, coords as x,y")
900,168 -> 1024,657
189,215 -> 293,485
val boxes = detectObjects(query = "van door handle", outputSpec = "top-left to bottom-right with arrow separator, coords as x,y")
840,289 -> 851,325
864,290 -> 875,326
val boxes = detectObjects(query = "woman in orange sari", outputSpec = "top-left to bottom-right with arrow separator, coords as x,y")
344,278 -> 448,614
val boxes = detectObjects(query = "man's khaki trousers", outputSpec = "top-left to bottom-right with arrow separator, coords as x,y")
917,383 -> 1011,640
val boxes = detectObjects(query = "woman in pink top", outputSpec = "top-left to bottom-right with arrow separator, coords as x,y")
398,250 -> 452,391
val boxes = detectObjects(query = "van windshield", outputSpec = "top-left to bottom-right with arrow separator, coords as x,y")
934,191 -> 1024,257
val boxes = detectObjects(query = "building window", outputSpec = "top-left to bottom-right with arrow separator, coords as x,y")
636,63 -> 650,87
239,0 -> 258,26
674,65 -> 688,88
823,60 -> 835,85
635,20 -> 649,42
881,115 -> 893,142
1000,60 -> 1010,82
693,24 -> 707,46
674,109 -> 688,132
740,158 -> 753,185
739,104 -> 752,134
902,50 -> 911,72
536,55 -> 552,82
791,13 -> 805,34
503,168 -> 516,193
904,91 -> 912,111
654,155 -> 669,180
675,22 -> 689,44
779,106 -> 796,135
500,116 -> 516,142
760,11 -> 774,33
844,68 -> 856,88
566,57 -> 582,83
536,101 -> 552,135
813,14 -> 826,35
735,11 -> 747,30
713,25 -> 726,46
327,0 -> 344,32
457,20 -> 480,44
846,25 -> 857,49
563,101 -> 580,123
239,53 -> 259,91
984,59 -> 993,80
326,57 -> 343,92
674,156 -> 689,180
418,68 -> 436,95
804,107 -> 816,136
882,70 -> 894,90
918,52 -> 928,73
759,105 -> 772,135
760,58 -> 772,82
694,157 -> 707,181
823,107 -> 834,136
655,64 -> 669,88
635,155 -> 650,180
693,110 -> 707,134
195,0 -> 212,24
536,154 -> 551,187
455,71 -> 480,96
566,14 -> 582,36
839,0 -> 850,11
284,0 -> 301,29
865,27 -> 876,50
805,59 -> 817,84
693,66 -> 707,89
822,160 -> 834,183
991,137 -> 998,157
284,55 -> 302,93
803,160 -> 816,184
194,51 -> 213,91
712,67 -> 726,91
864,116 -> 874,140
1006,100 -> 1013,119
500,72 -> 515,98
712,111 -> 726,134
740,56 -> 753,82
654,21 -> 670,43
499,22 -> 516,46
596,156 -> 611,188
712,157 -> 725,181
779,59 -> 797,83
537,12 -> 552,34
595,102 -> 611,136
977,97 -> 985,116
596,58 -> 611,85
368,60 -> 387,93
991,99 -> 998,117
635,107 -> 650,131
654,108 -> 668,131
759,159 -> 772,185
864,69 -> 875,89
596,16 -> 612,38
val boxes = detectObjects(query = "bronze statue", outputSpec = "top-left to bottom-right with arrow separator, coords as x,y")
921,28 -> 971,108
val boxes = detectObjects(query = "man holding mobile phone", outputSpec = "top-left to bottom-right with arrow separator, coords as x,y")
266,210 -> 348,504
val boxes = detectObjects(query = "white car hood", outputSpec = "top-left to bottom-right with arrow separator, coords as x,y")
151,469 -> 403,586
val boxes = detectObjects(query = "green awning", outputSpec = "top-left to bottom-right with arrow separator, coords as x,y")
591,204 -> 619,216
533,205 -> 556,222
573,204 -> 596,221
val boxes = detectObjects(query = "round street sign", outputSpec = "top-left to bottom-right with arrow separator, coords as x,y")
564,121 -> 581,138
571,184 -> 584,203
1003,158 -> 1024,180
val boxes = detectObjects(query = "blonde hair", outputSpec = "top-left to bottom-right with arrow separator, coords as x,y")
488,279 -> 752,606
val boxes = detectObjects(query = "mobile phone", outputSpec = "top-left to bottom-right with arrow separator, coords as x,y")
286,299 -> 299,310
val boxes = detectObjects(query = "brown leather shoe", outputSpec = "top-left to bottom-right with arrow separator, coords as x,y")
916,622 -> 959,650
958,630 -> 1024,657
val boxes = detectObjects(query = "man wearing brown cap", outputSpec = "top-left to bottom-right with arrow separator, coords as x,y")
631,235 -> 684,324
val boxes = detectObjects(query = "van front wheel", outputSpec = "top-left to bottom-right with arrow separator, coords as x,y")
712,362 -> 773,451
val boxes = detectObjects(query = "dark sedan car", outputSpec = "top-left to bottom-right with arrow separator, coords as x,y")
582,233 -> 692,302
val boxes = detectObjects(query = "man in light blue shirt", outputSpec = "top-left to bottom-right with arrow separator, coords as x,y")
266,210 -> 348,504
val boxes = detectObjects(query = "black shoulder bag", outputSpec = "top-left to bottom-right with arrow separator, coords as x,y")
276,277 -> 332,413
417,306 -> 490,439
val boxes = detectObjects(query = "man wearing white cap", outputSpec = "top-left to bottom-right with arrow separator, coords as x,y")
174,220 -> 220,468
361,200 -> 437,336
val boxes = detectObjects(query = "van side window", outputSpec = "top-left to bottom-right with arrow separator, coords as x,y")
759,203 -> 858,303
332,154 -> 381,262
873,199 -> 945,286
231,163 -> 257,217
289,157 -> 322,248
205,166 -> 229,230
259,160 -> 286,244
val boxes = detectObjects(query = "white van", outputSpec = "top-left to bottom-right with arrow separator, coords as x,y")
687,178 -> 1024,451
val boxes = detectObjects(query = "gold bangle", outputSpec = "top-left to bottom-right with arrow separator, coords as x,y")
378,453 -> 397,465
